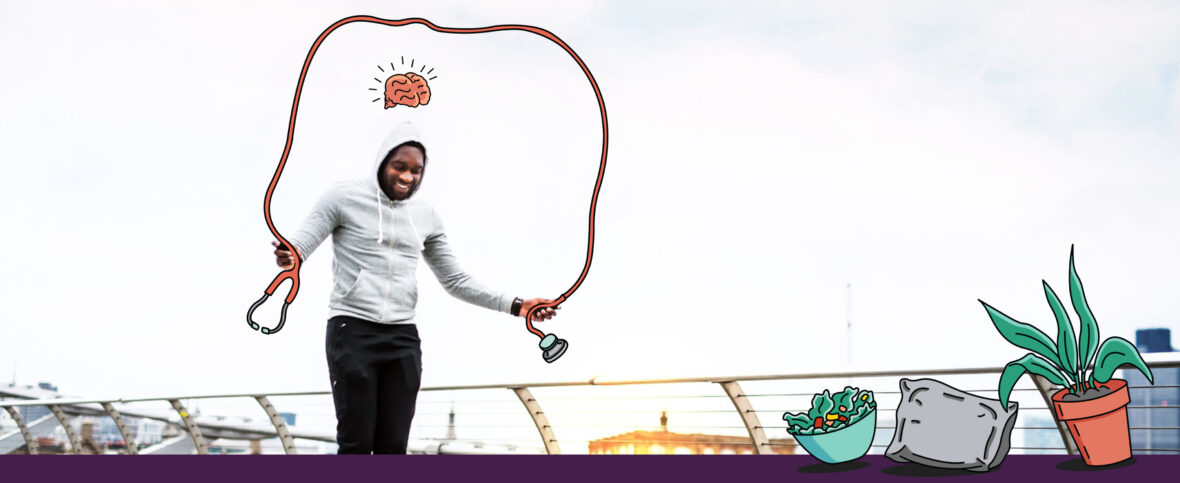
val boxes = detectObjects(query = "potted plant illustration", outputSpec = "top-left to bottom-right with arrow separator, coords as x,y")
979,246 -> 1153,466
783,387 -> 876,464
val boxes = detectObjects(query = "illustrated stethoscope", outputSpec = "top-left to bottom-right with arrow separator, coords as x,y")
246,16 -> 608,363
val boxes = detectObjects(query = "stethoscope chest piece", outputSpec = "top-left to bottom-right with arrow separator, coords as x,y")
539,333 -> 568,363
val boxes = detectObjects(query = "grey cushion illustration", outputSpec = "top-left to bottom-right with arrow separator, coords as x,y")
885,378 -> 1019,472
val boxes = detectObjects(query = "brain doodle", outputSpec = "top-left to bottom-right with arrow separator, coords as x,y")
384,73 -> 431,108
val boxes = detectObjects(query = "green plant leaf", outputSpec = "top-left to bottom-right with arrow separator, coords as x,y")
1043,280 -> 1078,379
1070,246 -> 1100,373
1090,336 -> 1154,385
998,354 -> 1068,407
980,300 -> 1062,369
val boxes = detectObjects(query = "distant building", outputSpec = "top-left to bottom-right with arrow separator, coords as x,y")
15,405 -> 51,426
588,412 -> 795,455
445,403 -> 457,441
408,404 -> 543,454
68,414 -> 160,451
1136,328 -> 1173,353
1021,415 -> 1068,454
11,382 -> 57,425
136,418 -> 166,445
1124,328 -> 1178,453
1019,329 -> 1178,455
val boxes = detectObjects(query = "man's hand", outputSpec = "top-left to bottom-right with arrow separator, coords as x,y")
273,241 -> 295,270
521,298 -> 561,322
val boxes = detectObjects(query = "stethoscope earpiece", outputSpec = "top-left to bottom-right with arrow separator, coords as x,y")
247,270 -> 297,335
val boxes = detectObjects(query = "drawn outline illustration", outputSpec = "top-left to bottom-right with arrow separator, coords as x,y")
370,57 -> 434,108
245,16 -> 609,363
979,245 -> 1154,466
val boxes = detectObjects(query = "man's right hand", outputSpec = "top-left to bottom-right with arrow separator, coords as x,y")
273,241 -> 295,269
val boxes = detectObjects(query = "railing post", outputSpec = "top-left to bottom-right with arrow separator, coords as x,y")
47,404 -> 81,454
254,396 -> 296,454
512,387 -> 561,454
100,402 -> 138,454
1030,375 -> 1077,455
3,406 -> 38,455
718,381 -> 771,455
168,399 -> 208,454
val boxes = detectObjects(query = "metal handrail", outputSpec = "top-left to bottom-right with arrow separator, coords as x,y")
8,357 -> 1179,408
4,354 -> 1178,455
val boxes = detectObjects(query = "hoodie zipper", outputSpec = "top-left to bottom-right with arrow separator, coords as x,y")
380,199 -> 395,321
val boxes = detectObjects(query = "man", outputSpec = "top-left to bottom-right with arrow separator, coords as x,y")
271,121 -> 558,454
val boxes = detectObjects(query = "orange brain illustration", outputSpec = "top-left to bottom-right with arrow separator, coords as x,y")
384,73 -> 431,108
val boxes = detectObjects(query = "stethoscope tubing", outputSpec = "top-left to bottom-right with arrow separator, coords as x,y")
248,16 -> 609,339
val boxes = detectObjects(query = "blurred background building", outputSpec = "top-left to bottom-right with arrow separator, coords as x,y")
588,411 -> 795,455
1125,328 -> 1178,453
1022,328 -> 1179,455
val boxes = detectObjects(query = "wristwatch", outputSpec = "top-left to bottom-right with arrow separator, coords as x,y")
511,297 -> 523,317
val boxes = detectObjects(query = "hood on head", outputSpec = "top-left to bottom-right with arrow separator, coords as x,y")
372,121 -> 427,200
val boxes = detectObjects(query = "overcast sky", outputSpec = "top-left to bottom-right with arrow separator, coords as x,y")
1,1 -> 1178,407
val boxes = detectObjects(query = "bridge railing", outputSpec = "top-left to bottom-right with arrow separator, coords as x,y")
2,354 -> 1178,455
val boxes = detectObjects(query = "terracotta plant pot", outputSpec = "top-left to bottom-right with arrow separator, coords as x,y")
1051,379 -> 1132,466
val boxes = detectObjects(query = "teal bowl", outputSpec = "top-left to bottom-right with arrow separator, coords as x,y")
792,410 -> 876,464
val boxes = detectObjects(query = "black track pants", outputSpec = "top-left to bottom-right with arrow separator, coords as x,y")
326,316 -> 422,454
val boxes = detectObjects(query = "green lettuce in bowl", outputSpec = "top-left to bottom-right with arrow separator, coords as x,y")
783,387 -> 877,464
784,386 -> 876,435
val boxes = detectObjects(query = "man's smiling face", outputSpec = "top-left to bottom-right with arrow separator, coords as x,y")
379,143 -> 425,200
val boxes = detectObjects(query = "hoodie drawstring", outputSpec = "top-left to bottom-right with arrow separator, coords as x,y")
375,188 -> 384,244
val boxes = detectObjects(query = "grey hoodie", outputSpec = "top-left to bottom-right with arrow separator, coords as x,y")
288,122 -> 514,324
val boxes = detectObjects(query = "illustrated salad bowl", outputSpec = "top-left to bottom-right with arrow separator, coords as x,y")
783,387 -> 877,464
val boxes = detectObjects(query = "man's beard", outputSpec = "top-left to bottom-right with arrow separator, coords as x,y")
381,176 -> 418,200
